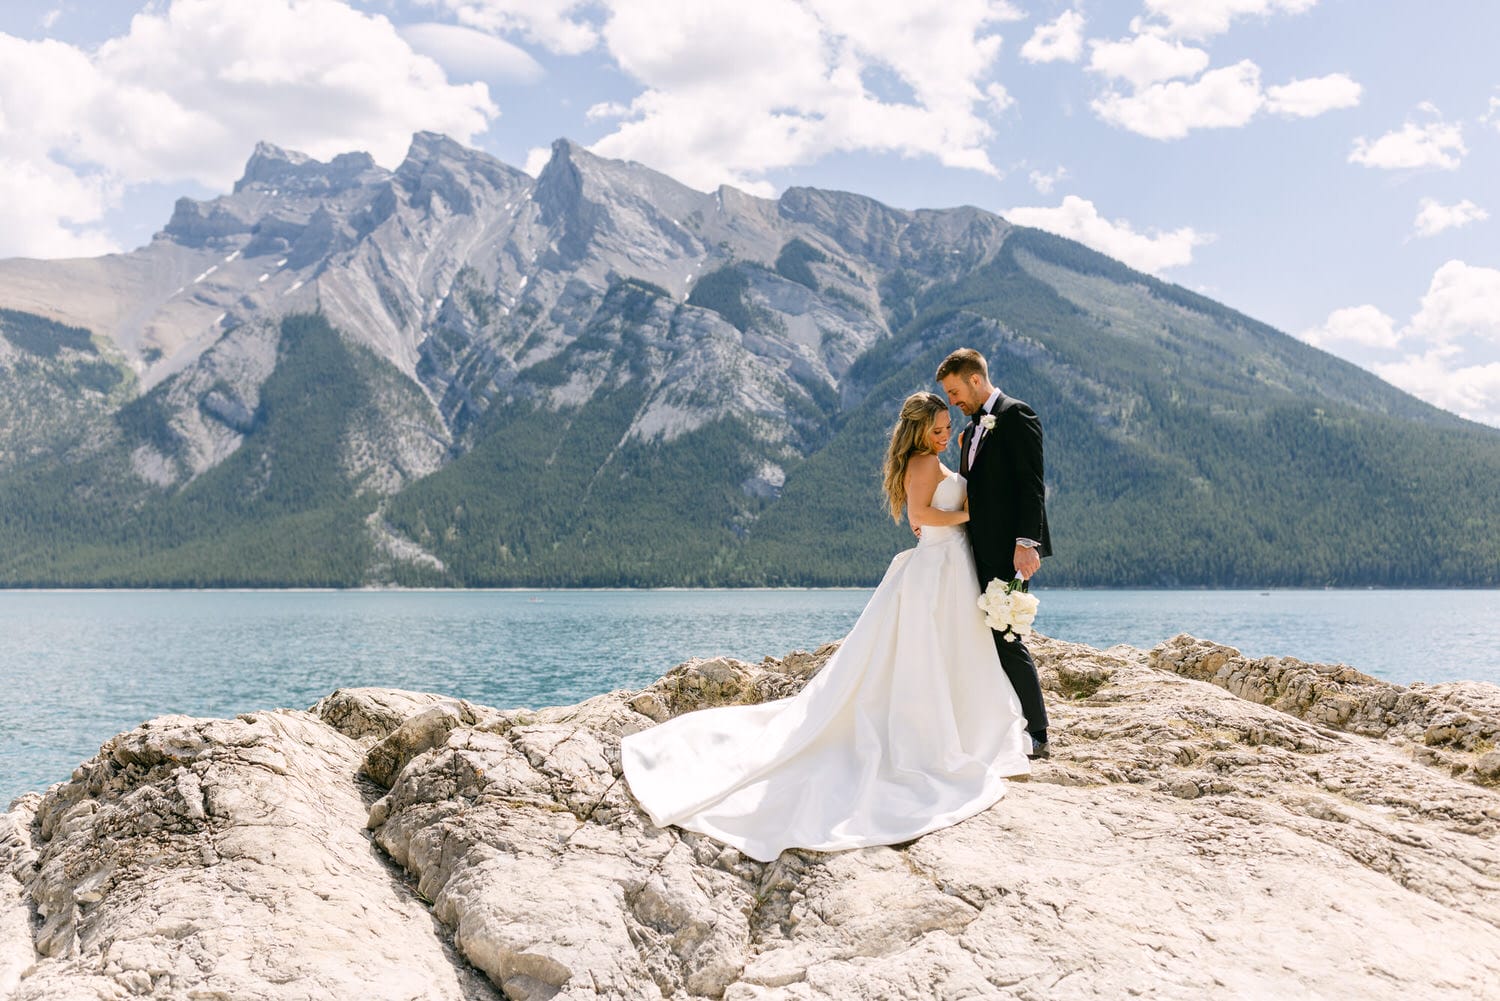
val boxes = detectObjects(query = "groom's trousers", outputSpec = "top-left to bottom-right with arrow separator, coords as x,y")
993,632 -> 1049,739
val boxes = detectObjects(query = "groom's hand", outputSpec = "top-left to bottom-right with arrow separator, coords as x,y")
1013,544 -> 1041,580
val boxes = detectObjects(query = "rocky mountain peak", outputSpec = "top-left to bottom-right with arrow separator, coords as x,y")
777,185 -> 1009,272
232,142 -> 382,196
242,139 -> 312,173
532,137 -> 719,267
400,131 -> 483,168
537,138 -> 709,208
531,138 -> 588,220
395,132 -> 531,214
776,185 -> 915,242
535,137 -> 587,170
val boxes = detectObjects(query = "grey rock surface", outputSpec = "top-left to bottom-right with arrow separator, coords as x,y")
1,700 -> 499,1000
4,635 -> 1499,999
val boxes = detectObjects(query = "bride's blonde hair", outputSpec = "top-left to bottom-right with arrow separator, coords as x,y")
882,391 -> 949,523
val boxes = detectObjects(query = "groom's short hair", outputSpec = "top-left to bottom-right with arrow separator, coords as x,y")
935,348 -> 988,382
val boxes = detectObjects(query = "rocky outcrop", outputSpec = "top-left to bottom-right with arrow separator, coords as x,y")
4,635 -> 1499,999
1152,635 -> 1500,782
0,694 -> 501,1000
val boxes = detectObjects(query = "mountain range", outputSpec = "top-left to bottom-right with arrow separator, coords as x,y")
1,133 -> 1497,587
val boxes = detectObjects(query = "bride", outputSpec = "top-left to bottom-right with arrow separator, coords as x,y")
620,391 -> 1032,862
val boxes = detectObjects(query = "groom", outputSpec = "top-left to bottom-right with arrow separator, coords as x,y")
936,348 -> 1054,759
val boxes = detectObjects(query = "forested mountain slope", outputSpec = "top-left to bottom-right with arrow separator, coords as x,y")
1,137 -> 1495,587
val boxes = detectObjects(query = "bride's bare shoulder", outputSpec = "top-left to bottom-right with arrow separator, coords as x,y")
906,452 -> 941,476
904,453 -> 944,496
909,454 -> 957,477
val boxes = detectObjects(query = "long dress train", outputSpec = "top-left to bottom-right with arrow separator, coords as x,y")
620,472 -> 1031,862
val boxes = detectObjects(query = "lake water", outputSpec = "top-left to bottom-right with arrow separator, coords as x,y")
3,587 -> 1498,805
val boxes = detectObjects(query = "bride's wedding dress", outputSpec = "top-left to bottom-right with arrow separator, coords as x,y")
621,471 -> 1031,862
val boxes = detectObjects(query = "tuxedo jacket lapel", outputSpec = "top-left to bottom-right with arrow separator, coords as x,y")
969,394 -> 1007,470
970,425 -> 990,470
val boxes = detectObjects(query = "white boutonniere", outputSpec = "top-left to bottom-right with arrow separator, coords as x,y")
979,413 -> 997,431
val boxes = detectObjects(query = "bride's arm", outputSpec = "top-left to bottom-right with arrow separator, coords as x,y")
905,455 -> 969,530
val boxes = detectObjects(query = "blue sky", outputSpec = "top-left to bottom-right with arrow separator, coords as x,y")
2,0 -> 1497,425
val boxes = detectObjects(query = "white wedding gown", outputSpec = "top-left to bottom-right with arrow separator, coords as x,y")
621,471 -> 1031,862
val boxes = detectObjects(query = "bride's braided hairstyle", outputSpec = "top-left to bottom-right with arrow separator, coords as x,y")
882,391 -> 949,523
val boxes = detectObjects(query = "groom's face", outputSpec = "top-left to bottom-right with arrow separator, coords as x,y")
939,373 -> 987,416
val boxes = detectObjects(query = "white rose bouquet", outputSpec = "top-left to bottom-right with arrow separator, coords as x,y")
977,576 -> 1039,643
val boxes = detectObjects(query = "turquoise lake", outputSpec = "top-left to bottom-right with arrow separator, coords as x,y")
3,587 -> 1498,804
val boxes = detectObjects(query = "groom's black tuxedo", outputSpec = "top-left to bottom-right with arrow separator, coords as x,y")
958,393 -> 1052,578
959,391 -> 1052,741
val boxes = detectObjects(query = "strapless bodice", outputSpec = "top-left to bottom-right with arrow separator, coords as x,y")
932,471 -> 965,511
919,472 -> 966,547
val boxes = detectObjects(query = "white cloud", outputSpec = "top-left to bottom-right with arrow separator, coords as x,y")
1092,34 -> 1362,138
1092,59 -> 1264,140
1020,10 -> 1085,64
586,100 -> 632,121
1087,45 -> 1355,137
1028,166 -> 1067,195
584,0 -> 1020,193
1389,261 -> 1500,425
418,0 -> 599,55
1299,305 -> 1399,350
1087,34 -> 1209,90
1405,261 -> 1500,347
1306,262 -> 1500,353
523,145 -> 552,177
1134,0 -> 1319,40
1413,198 -> 1488,239
0,0 -> 497,258
1350,115 -> 1466,171
986,82 -> 1015,115
1005,195 -> 1210,274
1265,73 -> 1361,117
95,0 -> 497,180
399,21 -> 544,82
1306,262 -> 1500,427
1481,95 -> 1500,131
1372,350 -> 1500,427
0,157 -> 120,259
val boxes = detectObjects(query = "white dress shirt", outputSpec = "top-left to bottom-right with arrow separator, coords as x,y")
965,389 -> 1002,469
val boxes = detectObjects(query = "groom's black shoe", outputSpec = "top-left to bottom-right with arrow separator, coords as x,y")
1027,737 -> 1051,760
